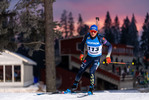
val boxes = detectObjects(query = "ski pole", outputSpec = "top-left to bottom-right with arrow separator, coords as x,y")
96,17 -> 99,32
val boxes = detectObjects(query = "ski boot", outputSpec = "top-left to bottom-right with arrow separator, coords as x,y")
63,81 -> 79,94
71,80 -> 79,91
88,85 -> 94,95
63,89 -> 71,94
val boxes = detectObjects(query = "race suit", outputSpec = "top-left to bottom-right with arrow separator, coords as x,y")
75,33 -> 112,86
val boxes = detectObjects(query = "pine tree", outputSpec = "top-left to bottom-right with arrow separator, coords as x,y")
68,12 -> 74,37
111,16 -> 121,44
120,16 -> 130,44
13,0 -> 47,55
104,11 -> 114,43
14,0 -> 61,55
79,24 -> 89,35
129,14 -> 139,55
105,11 -> 112,29
0,0 -> 16,51
60,10 -> 68,38
83,24 -> 89,34
77,13 -> 84,35
140,13 -> 149,54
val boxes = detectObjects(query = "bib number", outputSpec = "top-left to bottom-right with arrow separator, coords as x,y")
87,46 -> 102,55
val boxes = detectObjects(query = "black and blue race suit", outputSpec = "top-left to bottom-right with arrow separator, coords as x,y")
75,33 -> 112,86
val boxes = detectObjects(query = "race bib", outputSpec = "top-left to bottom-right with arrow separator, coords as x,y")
87,45 -> 102,55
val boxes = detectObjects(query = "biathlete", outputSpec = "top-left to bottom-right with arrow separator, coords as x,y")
67,24 -> 112,95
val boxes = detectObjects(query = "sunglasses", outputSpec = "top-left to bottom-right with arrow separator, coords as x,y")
90,30 -> 97,33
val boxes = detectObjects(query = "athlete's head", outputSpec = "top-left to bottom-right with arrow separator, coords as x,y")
89,24 -> 98,38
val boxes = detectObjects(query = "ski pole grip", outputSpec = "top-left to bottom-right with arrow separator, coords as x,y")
96,17 -> 99,21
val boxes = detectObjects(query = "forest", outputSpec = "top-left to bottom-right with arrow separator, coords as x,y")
0,0 -> 149,56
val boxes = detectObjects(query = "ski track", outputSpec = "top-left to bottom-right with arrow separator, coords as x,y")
0,91 -> 149,100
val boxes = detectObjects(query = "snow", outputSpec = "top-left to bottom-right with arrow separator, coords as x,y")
0,92 -> 149,100
0,89 -> 149,100
0,84 -> 149,100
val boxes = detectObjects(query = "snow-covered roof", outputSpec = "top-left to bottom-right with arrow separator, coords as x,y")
0,50 -> 36,65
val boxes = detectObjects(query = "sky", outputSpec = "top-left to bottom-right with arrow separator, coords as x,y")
53,0 -> 149,36
9,0 -> 149,36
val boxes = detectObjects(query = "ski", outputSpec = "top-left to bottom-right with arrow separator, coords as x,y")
36,92 -> 46,95
77,93 -> 94,98
77,93 -> 88,98
36,89 -> 77,96
36,89 -> 94,98
36,91 -> 62,95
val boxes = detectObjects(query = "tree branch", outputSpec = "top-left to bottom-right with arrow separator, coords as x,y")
22,41 -> 45,45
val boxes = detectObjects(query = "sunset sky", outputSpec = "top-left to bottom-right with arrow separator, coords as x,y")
10,0 -> 149,36
53,0 -> 149,36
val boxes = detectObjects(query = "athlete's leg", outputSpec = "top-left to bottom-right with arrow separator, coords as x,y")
88,56 -> 100,94
90,57 -> 100,85
75,55 -> 93,82
71,56 -> 92,90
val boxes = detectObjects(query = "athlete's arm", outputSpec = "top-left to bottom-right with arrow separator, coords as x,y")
101,37 -> 112,57
78,34 -> 88,54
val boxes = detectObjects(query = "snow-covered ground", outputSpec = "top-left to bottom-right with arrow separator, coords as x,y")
0,90 -> 149,100
0,84 -> 149,100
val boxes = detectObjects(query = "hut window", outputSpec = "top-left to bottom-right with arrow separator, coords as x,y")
0,66 -> 3,82
5,65 -> 12,82
14,65 -> 21,82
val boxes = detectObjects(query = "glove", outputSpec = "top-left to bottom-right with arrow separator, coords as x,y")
106,57 -> 111,64
79,54 -> 84,61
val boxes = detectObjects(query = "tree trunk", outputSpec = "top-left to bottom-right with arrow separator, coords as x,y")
44,0 -> 56,92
